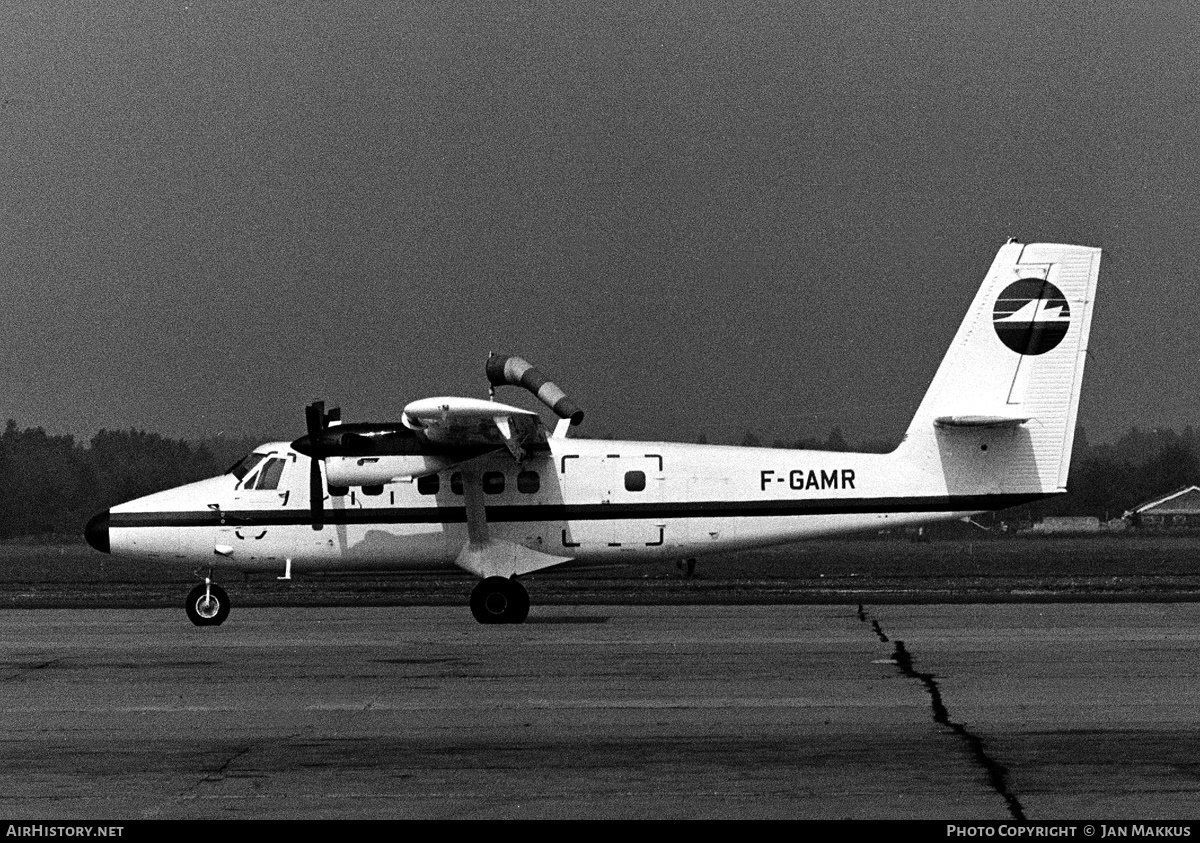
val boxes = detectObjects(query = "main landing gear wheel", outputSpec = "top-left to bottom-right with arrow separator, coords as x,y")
470,576 -> 530,625
186,582 -> 230,627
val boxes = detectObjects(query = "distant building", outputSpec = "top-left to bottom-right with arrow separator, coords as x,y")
1125,486 -> 1200,530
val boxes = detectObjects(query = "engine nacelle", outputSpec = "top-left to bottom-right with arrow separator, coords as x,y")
323,455 -> 453,487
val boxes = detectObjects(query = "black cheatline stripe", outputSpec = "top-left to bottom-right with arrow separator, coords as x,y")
109,493 -> 1048,530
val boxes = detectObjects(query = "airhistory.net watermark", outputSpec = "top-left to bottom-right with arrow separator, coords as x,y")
6,827 -> 123,838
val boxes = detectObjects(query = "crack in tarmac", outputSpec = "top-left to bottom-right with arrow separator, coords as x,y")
1,657 -> 61,681
198,742 -> 257,786
183,730 -> 307,797
857,604 -> 1026,821
150,748 -> 256,817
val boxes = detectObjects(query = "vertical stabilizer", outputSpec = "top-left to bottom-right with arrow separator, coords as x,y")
895,241 -> 1101,496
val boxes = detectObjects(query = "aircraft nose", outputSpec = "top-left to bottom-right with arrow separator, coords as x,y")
84,511 -> 110,554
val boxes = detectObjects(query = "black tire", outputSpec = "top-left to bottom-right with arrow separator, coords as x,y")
470,576 -> 529,625
185,583 -> 230,627
509,578 -> 530,624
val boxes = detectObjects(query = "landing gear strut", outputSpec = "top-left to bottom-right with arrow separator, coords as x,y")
186,580 -> 230,627
470,576 -> 530,625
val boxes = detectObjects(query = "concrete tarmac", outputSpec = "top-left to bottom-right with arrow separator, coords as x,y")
0,604 -> 1197,820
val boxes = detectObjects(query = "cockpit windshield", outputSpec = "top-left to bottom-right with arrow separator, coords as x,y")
227,452 -> 268,481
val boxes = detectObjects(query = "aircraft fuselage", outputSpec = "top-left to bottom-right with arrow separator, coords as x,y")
97,435 -> 1039,575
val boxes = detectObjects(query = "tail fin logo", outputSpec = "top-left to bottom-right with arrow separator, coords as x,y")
992,279 -> 1071,355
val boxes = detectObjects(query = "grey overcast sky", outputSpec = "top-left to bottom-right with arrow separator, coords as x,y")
1,0 -> 1197,447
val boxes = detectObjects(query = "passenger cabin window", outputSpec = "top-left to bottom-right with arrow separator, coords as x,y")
417,474 -> 439,495
450,472 -> 463,496
482,471 -> 505,495
517,470 -> 540,494
229,452 -> 268,481
624,470 -> 646,492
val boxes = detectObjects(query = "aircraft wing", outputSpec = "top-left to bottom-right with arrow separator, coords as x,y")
402,396 -> 546,460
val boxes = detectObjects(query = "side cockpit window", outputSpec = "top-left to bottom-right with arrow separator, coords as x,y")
229,452 -> 268,482
240,457 -> 286,490
255,458 -> 287,490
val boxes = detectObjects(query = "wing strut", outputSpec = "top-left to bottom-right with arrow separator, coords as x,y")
452,463 -> 573,579
460,466 -> 490,548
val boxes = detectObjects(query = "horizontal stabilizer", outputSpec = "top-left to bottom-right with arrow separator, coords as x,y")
934,415 -> 1030,428
454,539 -> 573,579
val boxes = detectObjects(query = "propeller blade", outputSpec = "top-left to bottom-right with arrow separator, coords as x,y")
305,401 -> 326,531
306,401 -> 325,440
310,457 -> 324,531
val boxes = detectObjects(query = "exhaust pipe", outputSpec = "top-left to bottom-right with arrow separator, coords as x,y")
486,354 -> 584,425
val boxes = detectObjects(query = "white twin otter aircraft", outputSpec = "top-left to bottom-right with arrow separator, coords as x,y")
85,241 -> 1101,626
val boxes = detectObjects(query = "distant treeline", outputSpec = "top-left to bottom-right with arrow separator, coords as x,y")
1025,426 -> 1200,523
0,421 -> 261,540
0,420 -> 1195,539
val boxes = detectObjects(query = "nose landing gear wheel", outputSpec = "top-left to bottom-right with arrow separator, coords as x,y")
470,576 -> 530,625
186,582 -> 230,627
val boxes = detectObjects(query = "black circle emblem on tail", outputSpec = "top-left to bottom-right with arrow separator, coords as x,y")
992,279 -> 1071,355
